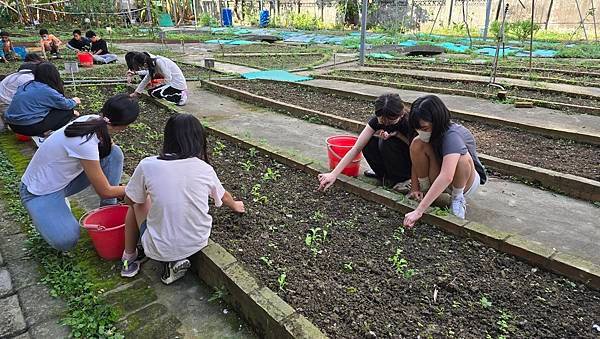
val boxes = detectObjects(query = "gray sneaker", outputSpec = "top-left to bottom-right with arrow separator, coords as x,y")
161,259 -> 191,285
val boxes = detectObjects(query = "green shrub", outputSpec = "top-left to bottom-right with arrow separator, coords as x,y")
199,12 -> 218,27
288,12 -> 323,30
508,20 -> 541,43
557,43 -> 600,58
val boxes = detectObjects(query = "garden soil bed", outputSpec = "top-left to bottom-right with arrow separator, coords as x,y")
77,86 -> 600,338
328,70 -> 600,112
217,79 -> 600,181
367,61 -> 600,86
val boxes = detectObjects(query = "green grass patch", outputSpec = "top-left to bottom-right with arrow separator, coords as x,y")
0,132 -> 125,338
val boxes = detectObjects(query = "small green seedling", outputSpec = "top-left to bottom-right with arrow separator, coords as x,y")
248,147 -> 259,157
388,249 -> 415,279
305,226 -> 329,257
213,141 -> 226,156
208,286 -> 227,302
239,160 -> 255,171
259,256 -> 273,268
497,310 -> 512,335
480,296 -> 492,308
343,262 -> 353,272
251,184 -> 268,204
277,272 -> 287,291
310,210 -> 324,221
393,226 -> 405,241
346,286 -> 358,294
262,168 -> 281,181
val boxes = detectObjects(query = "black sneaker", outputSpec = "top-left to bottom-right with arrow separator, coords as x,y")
364,170 -> 379,178
160,259 -> 191,285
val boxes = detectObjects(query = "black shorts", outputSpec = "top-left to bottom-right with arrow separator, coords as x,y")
9,109 -> 75,136
148,85 -> 183,104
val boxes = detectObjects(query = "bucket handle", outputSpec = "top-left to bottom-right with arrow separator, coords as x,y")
327,144 -> 361,163
78,209 -> 107,231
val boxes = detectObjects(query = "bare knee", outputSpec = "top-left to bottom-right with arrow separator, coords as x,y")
410,138 -> 433,158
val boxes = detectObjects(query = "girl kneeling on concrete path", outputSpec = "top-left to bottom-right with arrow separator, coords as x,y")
318,93 -> 413,192
20,94 -> 140,251
5,62 -> 81,137
127,51 -> 188,106
403,95 -> 487,226
121,113 -> 245,285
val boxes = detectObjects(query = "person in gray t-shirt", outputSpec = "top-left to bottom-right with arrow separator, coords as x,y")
403,95 -> 486,226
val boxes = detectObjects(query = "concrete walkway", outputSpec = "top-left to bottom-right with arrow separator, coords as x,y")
302,78 -> 600,137
183,85 -> 600,267
343,66 -> 600,98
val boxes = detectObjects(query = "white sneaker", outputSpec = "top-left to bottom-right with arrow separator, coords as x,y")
450,197 -> 467,219
176,90 -> 188,106
393,179 -> 412,194
161,259 -> 191,285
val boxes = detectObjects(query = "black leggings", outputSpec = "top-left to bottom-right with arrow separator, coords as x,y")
148,85 -> 183,104
362,136 -> 411,186
9,109 -> 75,136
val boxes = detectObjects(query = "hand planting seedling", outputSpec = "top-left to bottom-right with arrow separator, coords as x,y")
277,272 -> 287,291
259,256 -> 273,268
212,141 -> 226,157
251,184 -> 268,204
262,167 -> 281,181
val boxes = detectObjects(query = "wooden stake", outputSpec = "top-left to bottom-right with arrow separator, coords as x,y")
529,0 -> 534,72
545,0 -> 553,30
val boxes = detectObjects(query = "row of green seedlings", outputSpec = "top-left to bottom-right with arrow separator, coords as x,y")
213,142 -> 290,289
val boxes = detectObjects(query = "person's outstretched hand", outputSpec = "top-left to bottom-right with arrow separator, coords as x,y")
317,172 -> 336,191
403,209 -> 423,228
231,200 -> 245,213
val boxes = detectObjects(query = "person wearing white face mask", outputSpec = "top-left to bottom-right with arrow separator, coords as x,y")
403,95 -> 486,226
318,93 -> 413,192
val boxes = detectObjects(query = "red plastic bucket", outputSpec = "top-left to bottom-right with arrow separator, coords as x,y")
326,135 -> 361,177
15,133 -> 31,142
77,53 -> 93,67
81,205 -> 128,260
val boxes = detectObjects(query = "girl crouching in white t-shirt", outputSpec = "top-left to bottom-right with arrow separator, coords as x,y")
121,113 -> 244,285
20,94 -> 140,251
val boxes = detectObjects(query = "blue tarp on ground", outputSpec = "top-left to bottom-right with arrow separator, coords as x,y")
474,46 -> 521,57
367,53 -> 395,59
435,42 -> 470,53
241,70 -> 313,82
399,40 -> 417,47
515,49 -> 557,58
205,39 -> 256,45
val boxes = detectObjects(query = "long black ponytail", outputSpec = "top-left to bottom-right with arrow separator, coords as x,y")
64,94 -> 140,158
131,52 -> 156,79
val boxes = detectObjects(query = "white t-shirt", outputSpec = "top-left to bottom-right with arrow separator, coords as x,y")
0,70 -> 34,104
125,156 -> 225,261
135,56 -> 187,93
22,115 -> 101,195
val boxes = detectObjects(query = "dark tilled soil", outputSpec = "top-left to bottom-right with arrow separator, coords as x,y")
216,53 -> 327,70
330,70 -> 600,111
219,80 -> 600,181
369,61 -> 600,86
67,86 -> 600,338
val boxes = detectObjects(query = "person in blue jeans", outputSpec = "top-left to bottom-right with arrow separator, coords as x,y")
20,94 -> 139,251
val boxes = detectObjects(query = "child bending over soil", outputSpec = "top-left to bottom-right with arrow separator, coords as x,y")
39,29 -> 62,58
318,93 -> 413,192
0,31 -> 17,62
403,95 -> 486,226
127,51 -> 188,106
121,113 -> 244,285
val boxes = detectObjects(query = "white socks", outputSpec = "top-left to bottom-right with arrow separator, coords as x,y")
122,248 -> 137,261
451,186 -> 465,201
418,177 -> 431,192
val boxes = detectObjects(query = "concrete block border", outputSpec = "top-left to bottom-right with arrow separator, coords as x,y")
201,79 -> 600,201
203,123 -> 600,290
311,74 -> 600,145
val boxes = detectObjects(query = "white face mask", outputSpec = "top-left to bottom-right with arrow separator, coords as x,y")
417,130 -> 432,143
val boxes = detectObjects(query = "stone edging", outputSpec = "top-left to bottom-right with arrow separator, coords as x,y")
313,74 -> 600,125
201,79 -> 600,201
201,124 -> 600,291
364,62 -> 600,88
344,67 -> 600,100
144,94 -> 328,339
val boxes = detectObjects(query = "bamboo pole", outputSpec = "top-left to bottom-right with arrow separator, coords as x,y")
447,0 -> 454,26
482,0 -> 493,40
544,0 -> 553,30
529,0 -> 534,72
592,0 -> 598,41
575,0 -> 589,41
